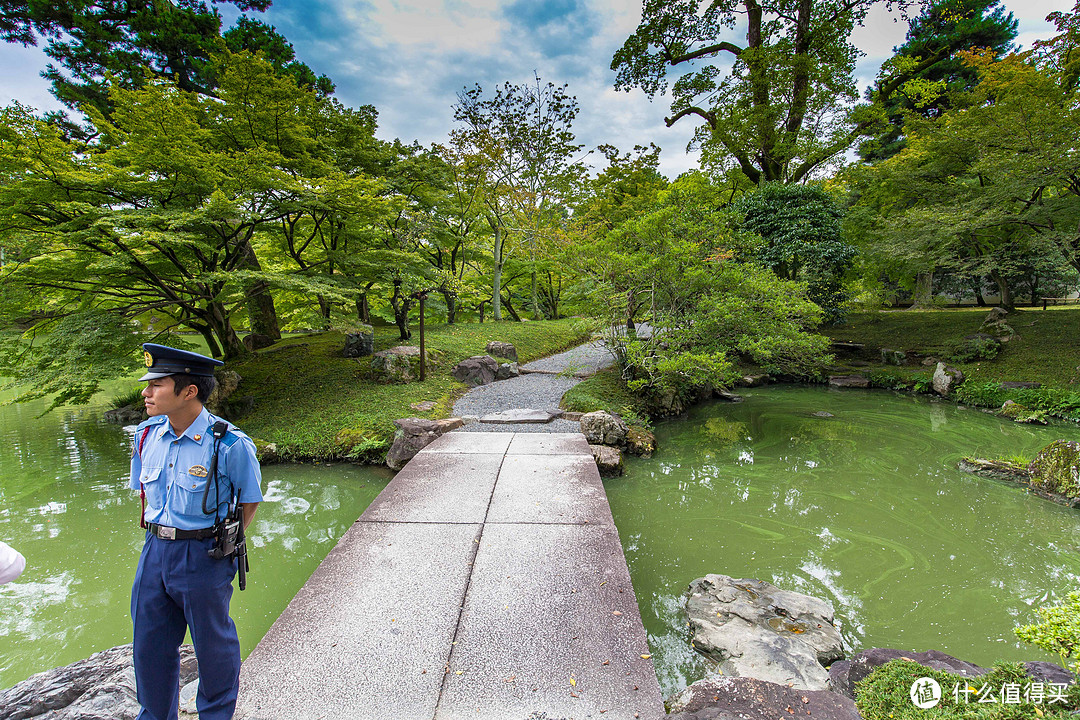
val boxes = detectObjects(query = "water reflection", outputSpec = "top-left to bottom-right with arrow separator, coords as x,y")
609,386 -> 1080,699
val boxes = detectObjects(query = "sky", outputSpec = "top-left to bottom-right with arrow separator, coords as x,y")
0,0 -> 1065,179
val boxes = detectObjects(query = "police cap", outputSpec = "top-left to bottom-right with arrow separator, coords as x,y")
139,343 -> 224,381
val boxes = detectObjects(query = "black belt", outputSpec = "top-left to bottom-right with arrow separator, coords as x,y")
147,523 -> 217,540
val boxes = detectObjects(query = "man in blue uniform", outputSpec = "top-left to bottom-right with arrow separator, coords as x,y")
130,343 -> 263,720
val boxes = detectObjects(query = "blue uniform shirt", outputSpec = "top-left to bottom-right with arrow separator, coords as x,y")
130,407 -> 263,530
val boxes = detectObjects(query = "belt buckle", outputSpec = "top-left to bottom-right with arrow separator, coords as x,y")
160,526 -> 176,540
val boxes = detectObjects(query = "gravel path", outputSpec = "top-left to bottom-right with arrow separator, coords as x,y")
452,338 -> 617,433
519,339 -> 615,376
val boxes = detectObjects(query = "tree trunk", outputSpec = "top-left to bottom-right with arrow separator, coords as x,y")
355,293 -> 371,325
206,301 -> 246,360
318,296 -> 332,330
391,280 -> 412,340
492,224 -> 503,321
990,269 -> 1014,310
972,278 -> 986,307
500,292 -> 522,322
237,238 -> 281,340
910,270 -> 934,309
442,291 -> 457,324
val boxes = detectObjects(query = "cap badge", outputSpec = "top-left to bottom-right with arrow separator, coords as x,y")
144,351 -> 153,367
188,465 -> 209,478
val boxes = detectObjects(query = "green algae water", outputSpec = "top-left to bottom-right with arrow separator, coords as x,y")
607,386 -> 1080,697
0,387 -> 391,689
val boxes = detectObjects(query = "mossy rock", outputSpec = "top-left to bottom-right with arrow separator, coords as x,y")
1029,440 -> 1080,506
998,400 -> 1049,425
252,438 -> 281,464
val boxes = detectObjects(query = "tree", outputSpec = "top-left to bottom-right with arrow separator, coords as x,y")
846,50 -> 1080,308
452,75 -> 585,319
576,173 -> 829,412
858,0 -> 1017,162
0,54 -> 368,368
612,0 -> 896,184
733,183 -> 856,322
0,1 -> 332,120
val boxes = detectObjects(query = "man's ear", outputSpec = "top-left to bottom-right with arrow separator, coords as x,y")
184,383 -> 200,401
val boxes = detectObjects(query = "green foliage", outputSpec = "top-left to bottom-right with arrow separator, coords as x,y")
855,659 -> 1080,718
1015,591 -> 1080,678
954,381 -> 1009,408
734,183 -> 856,323
866,368 -> 911,390
951,336 -> 1001,363
0,0 -> 332,122
109,386 -> 146,411
611,0 -> 875,183
859,0 -> 1018,162
0,311 -> 153,411
912,372 -> 936,394
560,367 -> 651,422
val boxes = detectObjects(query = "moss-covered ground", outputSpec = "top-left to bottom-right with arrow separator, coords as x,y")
823,307 -> 1080,389
229,318 -> 596,461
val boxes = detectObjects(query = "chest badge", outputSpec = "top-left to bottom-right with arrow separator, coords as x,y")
193,434 -> 202,442
188,465 -> 209,478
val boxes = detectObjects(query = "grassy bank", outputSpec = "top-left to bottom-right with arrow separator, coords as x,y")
823,307 -> 1080,389
563,306 -> 1080,424
230,318 -> 596,461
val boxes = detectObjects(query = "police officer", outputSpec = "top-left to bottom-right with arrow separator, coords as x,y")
130,343 -> 263,720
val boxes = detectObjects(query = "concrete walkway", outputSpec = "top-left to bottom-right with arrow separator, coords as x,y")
236,432 -> 664,720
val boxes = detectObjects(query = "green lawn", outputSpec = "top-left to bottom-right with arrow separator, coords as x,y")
824,307 -> 1080,389
229,318 -> 597,461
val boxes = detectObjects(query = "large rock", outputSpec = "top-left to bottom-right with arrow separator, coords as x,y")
451,355 -> 498,387
580,410 -> 629,446
0,643 -> 197,720
625,426 -> 655,458
103,404 -> 147,425
957,457 -> 1031,484
1028,440 -> 1080,507
685,575 -> 844,691
998,399 -> 1048,425
495,362 -> 520,381
371,346 -> 424,384
343,326 -> 375,358
932,362 -> 964,396
828,375 -> 869,389
980,307 -> 1015,341
589,444 -> 624,477
206,369 -> 242,415
242,333 -> 275,351
485,341 -> 518,362
666,675 -> 860,720
881,348 -> 907,366
385,418 -> 463,470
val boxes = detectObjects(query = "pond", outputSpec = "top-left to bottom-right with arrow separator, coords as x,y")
608,386 -> 1080,697
0,386 -> 391,689
2,383 -> 1078,700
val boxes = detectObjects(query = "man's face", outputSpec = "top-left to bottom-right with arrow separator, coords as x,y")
142,377 -> 195,416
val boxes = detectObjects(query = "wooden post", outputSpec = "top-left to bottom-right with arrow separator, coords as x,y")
418,293 -> 427,382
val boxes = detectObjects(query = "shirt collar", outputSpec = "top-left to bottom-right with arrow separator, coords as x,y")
161,407 -> 213,444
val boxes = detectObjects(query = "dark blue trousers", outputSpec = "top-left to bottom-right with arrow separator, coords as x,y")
131,533 -> 240,720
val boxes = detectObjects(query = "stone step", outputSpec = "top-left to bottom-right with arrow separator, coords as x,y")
478,408 -> 561,424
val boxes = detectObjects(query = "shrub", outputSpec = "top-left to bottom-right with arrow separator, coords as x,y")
866,368 -> 909,390
951,335 -> 1001,363
1015,591 -> 1080,679
855,659 -> 1080,719
954,381 -> 1008,408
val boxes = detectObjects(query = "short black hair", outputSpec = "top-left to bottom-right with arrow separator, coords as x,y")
170,373 -> 216,404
